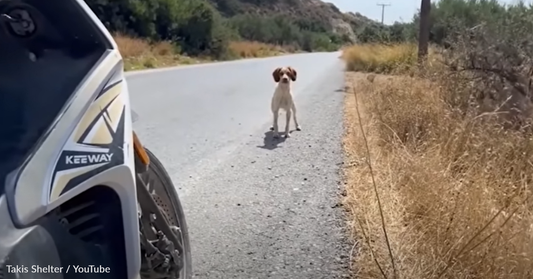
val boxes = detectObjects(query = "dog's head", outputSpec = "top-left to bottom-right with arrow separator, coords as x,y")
272,67 -> 297,84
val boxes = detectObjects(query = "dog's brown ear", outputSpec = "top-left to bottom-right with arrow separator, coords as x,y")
272,67 -> 281,82
287,67 -> 297,81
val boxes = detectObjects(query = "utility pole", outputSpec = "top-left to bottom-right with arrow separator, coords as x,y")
377,3 -> 391,25
418,0 -> 431,63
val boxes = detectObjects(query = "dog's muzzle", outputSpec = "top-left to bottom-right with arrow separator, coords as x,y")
281,77 -> 289,83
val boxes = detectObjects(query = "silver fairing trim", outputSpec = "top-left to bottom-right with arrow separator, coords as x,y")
0,195 -> 32,261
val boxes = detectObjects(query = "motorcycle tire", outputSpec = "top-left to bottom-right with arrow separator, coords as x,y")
144,147 -> 192,279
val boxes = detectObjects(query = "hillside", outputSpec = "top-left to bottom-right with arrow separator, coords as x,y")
86,0 -> 377,60
210,0 -> 377,44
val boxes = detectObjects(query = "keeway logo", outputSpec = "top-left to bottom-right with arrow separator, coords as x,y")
65,154 -> 113,165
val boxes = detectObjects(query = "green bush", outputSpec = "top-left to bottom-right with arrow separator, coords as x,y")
86,0 -> 232,58
227,14 -> 340,51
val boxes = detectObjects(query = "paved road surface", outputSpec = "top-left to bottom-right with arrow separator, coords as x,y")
127,52 -> 350,278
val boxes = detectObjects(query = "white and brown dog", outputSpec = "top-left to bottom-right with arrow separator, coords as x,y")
270,66 -> 301,138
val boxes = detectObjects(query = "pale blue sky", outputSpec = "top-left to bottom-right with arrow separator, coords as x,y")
328,0 -> 531,25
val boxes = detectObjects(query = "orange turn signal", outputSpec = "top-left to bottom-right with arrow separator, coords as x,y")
133,131 -> 150,166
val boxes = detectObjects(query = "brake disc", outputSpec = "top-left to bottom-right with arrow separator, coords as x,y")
144,172 -> 178,227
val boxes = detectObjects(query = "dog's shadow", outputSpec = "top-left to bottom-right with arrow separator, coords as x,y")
257,130 -> 289,150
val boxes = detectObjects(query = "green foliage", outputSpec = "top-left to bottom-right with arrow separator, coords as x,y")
86,0 -> 353,57
210,0 -> 243,16
358,0 -> 533,47
86,0 -> 233,58
357,22 -> 416,44
90,0 -> 533,58
227,14 -> 340,51
427,0 -> 508,45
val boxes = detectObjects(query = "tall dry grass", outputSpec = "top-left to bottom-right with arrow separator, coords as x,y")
342,44 -> 533,279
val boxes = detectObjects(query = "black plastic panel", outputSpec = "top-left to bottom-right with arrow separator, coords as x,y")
0,0 -> 110,195
0,187 -> 127,279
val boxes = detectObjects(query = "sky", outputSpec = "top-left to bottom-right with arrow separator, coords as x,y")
327,0 -> 531,25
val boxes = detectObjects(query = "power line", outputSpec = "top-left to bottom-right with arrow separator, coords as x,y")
377,3 -> 391,25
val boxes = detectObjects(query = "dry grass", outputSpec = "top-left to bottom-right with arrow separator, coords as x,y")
114,34 -> 201,71
114,34 -> 291,71
228,41 -> 294,58
342,70 -> 533,278
342,44 -> 418,73
342,43 -> 442,74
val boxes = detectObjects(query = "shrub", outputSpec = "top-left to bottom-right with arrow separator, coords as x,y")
227,14 -> 340,51
86,0 -> 232,59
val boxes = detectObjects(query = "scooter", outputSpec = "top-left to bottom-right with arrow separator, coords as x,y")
0,0 -> 192,278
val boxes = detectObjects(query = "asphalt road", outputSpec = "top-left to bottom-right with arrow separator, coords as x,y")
127,52 -> 350,279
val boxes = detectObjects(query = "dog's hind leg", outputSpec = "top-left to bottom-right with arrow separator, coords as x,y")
292,103 -> 301,131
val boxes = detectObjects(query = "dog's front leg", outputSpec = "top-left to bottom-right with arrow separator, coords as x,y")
272,109 -> 280,138
284,109 -> 291,138
292,102 -> 301,131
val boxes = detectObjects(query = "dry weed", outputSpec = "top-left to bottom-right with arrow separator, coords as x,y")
342,44 -> 442,75
228,41 -> 285,58
343,71 -> 533,279
113,33 -> 193,70
342,44 -> 417,74
114,34 -> 151,57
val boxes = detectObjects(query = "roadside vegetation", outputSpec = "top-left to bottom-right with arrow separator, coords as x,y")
342,0 -> 533,278
87,0 -> 366,70
114,34 -> 289,71
342,44 -> 419,74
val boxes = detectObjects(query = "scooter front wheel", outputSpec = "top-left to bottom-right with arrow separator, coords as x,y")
141,147 -> 192,279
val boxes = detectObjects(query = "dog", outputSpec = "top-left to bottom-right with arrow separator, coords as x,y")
270,66 -> 301,138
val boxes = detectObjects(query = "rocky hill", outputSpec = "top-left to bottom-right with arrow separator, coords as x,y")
210,0 -> 378,43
